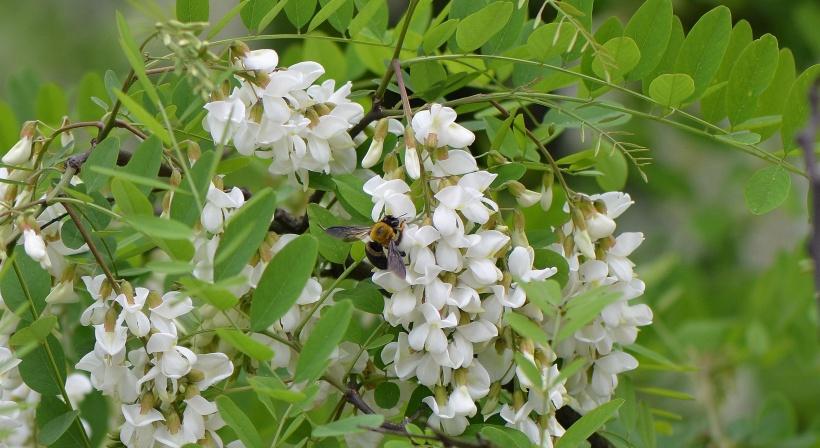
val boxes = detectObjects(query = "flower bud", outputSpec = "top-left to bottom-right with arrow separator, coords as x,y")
573,229 -> 596,259
511,210 -> 529,248
540,172 -> 554,211
586,211 -> 616,240
140,392 -> 156,414
507,181 -> 541,207
45,279 -> 78,305
3,134 -> 33,166
229,40 -> 250,59
362,119 -> 388,169
487,150 -> 508,166
186,141 -> 201,162
404,126 -> 420,180
59,117 -> 74,147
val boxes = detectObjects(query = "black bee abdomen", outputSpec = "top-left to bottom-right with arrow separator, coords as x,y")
365,241 -> 388,269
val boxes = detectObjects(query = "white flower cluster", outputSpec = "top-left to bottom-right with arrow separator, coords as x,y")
364,104 -> 651,446
202,47 -> 364,188
75,275 -> 234,447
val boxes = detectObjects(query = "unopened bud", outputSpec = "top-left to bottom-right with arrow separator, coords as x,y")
507,181 -> 541,208
140,393 -> 156,414
186,141 -> 201,162
59,117 -> 74,147
540,172 -> 554,211
362,119 -> 389,169
104,307 -> 118,332
170,169 -> 182,187
187,369 -> 205,383
574,229 -> 596,259
230,40 -> 250,59
487,150 -> 508,166
147,291 -> 163,309
511,210 -> 529,248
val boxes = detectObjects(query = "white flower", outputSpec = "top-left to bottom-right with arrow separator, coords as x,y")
408,303 -> 457,354
508,181 -> 542,207
65,373 -> 92,408
45,279 -> 78,304
115,287 -> 151,337
191,353 -> 234,390
203,97 -> 246,145
2,136 -> 32,166
201,184 -> 245,234
22,228 -> 51,269
239,49 -> 278,72
434,171 -> 498,224
363,176 -> 416,221
149,291 -> 194,335
500,403 -> 540,444
94,322 -> 128,356
509,246 -> 557,283
404,144 -> 421,179
75,348 -> 139,402
122,403 -> 165,428
605,232 -> 643,281
411,104 -> 475,148
591,351 -> 638,396
586,211 -> 616,240
381,333 -> 423,380
422,395 -> 469,435
146,333 -> 198,378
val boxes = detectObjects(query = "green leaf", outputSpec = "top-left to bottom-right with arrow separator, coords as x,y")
374,382 -> 401,409
215,329 -> 274,361
333,175 -> 372,221
423,19 -> 459,54
116,11 -> 160,106
410,61 -> 447,100
489,163 -> 526,188
35,396 -> 85,448
727,34 -> 779,126
112,89 -> 170,144
308,204 -> 351,264
249,375 -> 308,403
79,137 -> 120,192
35,83 -> 67,126
308,0 -> 347,31
479,426 -> 532,448
505,312 -> 548,346
250,234 -> 318,330
0,101 -> 18,150
556,287 -> 621,343
455,1 -> 513,52
179,276 -> 239,310
755,49 -> 796,139
521,280 -> 562,312
348,0 -> 383,37
781,64 -> 820,152
216,396 -> 263,448
335,282 -> 383,314
171,150 -> 217,226
214,188 -> 276,281
624,0 -> 673,81
642,15 -> 684,94
176,0 -> 209,22
123,134 -> 165,192
125,215 -> 193,240
700,20 -> 753,124
312,414 -> 385,437
294,300 -> 353,382
76,72 -> 107,122
513,352 -> 543,390
111,178 -> 153,216
648,73 -> 695,108
673,6 -> 732,101
208,0 -> 249,38
284,0 -> 316,29
527,22 -> 576,62
9,315 -> 58,347
241,0 -> 276,30
637,386 -> 694,401
303,34 -> 346,82
744,165 -> 791,215
19,335 -> 65,396
39,410 -> 80,445
595,145 -> 628,191
0,254 -> 50,322
555,399 -> 624,448
592,37 -> 641,80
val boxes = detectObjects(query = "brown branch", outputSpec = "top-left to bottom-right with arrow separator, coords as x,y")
63,203 -> 120,294
349,99 -> 386,140
797,80 -> 820,319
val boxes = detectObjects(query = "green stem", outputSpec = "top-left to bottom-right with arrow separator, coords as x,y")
12,261 -> 92,448
292,258 -> 363,340
372,0 -> 421,102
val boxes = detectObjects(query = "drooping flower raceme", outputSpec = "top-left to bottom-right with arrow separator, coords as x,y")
202,46 -> 363,189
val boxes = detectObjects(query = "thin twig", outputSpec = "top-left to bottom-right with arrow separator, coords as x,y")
63,203 -> 120,294
797,81 -> 820,319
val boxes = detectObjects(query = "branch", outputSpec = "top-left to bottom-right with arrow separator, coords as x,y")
63,203 -> 121,294
797,81 -> 820,319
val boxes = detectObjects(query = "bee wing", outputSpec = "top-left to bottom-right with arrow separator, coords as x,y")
387,240 -> 407,279
324,225 -> 371,242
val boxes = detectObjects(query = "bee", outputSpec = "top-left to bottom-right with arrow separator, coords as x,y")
325,215 -> 407,278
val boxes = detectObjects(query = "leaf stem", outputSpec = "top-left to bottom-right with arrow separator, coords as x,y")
292,258 -> 362,340
63,203 -> 120,294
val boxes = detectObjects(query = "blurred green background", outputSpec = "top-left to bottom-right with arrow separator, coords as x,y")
1,1 -> 818,447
